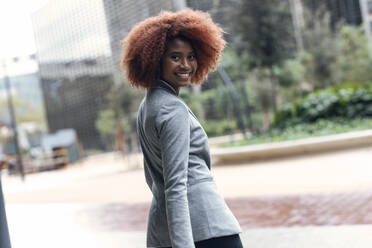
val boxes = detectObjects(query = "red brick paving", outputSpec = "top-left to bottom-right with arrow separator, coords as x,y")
227,191 -> 372,228
76,190 -> 372,232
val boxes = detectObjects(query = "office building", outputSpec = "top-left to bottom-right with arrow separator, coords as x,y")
31,0 -> 113,150
102,0 -> 175,84
31,0 -> 184,150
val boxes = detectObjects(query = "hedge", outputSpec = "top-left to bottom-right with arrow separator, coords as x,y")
274,83 -> 372,128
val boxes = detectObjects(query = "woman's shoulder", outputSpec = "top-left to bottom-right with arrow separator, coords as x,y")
142,90 -> 188,127
147,88 -> 186,110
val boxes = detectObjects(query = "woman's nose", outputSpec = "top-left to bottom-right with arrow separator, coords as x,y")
180,58 -> 191,69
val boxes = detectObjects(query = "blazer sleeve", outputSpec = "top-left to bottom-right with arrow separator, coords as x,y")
137,113 -> 154,191
156,100 -> 195,248
144,161 -> 153,191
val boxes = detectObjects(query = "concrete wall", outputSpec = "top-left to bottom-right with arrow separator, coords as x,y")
211,130 -> 372,163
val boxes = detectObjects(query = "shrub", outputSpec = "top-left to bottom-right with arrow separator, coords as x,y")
202,120 -> 237,137
274,83 -> 372,127
222,118 -> 372,147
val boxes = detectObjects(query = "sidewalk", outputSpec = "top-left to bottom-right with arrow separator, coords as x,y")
3,146 -> 372,203
2,146 -> 372,247
5,203 -> 372,248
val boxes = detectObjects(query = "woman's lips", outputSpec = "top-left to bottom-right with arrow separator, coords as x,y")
175,72 -> 192,81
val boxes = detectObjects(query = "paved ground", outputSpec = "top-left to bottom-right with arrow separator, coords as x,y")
2,146 -> 372,247
3,146 -> 372,203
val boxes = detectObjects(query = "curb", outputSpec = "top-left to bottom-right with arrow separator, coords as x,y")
208,133 -> 247,147
211,129 -> 372,163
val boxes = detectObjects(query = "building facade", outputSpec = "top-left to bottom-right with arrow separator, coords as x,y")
32,0 -> 114,150
31,0 -> 185,150
102,0 -> 175,85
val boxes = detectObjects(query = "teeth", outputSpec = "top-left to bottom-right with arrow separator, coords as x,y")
177,73 -> 190,78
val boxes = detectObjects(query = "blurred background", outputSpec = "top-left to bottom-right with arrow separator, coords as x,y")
0,0 -> 372,247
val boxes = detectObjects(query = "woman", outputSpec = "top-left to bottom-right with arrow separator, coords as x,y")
121,9 -> 242,248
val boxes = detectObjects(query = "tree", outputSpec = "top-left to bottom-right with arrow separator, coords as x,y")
233,0 -> 296,112
95,83 -> 142,151
300,6 -> 343,89
335,26 -> 372,84
220,48 -> 254,132
274,57 -> 306,105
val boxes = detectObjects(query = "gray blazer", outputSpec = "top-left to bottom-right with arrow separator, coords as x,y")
137,80 -> 241,248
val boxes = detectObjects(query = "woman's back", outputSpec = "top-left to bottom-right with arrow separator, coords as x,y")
137,80 -> 241,247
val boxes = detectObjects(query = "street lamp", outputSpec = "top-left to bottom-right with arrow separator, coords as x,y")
0,177 -> 11,248
1,59 -> 25,181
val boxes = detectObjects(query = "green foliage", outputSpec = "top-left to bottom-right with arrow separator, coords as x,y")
220,48 -> 250,80
181,86 -> 233,121
106,83 -> 143,120
274,58 -> 305,88
274,83 -> 372,127
201,119 -> 237,137
180,85 -> 240,137
95,109 -> 116,136
335,26 -> 372,84
251,73 -> 274,113
95,83 -> 143,137
234,0 -> 295,69
301,7 -> 343,89
179,88 -> 205,121
231,0 -> 296,113
294,9 -> 372,91
222,118 -> 372,147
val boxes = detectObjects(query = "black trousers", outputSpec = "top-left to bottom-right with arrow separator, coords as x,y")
163,234 -> 243,248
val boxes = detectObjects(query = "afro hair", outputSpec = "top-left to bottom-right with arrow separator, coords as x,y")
120,8 -> 226,89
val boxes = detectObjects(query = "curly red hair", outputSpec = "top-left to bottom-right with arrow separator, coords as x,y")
120,9 -> 226,89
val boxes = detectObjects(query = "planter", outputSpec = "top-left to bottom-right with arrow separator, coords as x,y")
211,130 -> 372,163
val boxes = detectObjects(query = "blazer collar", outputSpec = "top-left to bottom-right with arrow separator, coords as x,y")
157,79 -> 178,96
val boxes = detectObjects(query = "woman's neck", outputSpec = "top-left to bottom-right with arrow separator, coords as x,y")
159,79 -> 180,95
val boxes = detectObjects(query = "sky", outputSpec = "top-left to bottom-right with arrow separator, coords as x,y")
0,0 -> 110,77
0,0 -> 49,60
0,0 -> 48,76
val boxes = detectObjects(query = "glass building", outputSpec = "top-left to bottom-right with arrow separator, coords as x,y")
32,0 -> 114,150
31,0 -> 185,150
102,0 -> 174,85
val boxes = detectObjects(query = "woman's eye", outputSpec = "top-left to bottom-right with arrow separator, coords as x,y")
188,54 -> 196,60
171,55 -> 180,60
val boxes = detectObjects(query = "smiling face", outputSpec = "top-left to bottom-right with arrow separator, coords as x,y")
161,37 -> 198,93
